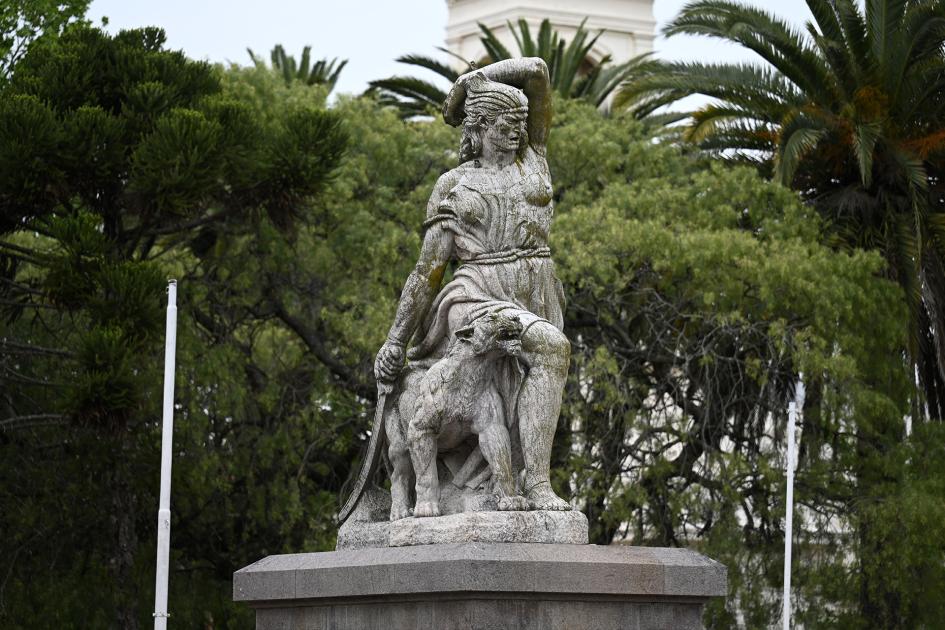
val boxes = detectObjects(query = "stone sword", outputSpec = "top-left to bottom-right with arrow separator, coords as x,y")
337,379 -> 394,524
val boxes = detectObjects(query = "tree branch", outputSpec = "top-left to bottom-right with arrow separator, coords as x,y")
270,300 -> 373,400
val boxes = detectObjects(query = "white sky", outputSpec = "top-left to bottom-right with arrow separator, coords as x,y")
86,0 -> 813,96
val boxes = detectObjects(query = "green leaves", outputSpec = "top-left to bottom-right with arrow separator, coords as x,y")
542,101 -> 910,628
0,94 -> 61,229
131,108 -> 224,215
248,44 -> 347,93
0,25 -> 349,627
0,0 -> 90,80
261,107 -> 348,229
621,0 -> 945,422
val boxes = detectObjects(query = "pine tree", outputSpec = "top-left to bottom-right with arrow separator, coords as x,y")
0,25 -> 346,628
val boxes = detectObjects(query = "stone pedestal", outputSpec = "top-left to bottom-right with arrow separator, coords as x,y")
234,543 -> 727,630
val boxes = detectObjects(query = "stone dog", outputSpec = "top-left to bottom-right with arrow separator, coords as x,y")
386,313 -> 530,520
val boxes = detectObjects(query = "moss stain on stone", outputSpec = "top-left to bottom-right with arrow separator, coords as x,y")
429,264 -> 447,288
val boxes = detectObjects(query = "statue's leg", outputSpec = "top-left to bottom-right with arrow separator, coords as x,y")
407,406 -> 441,517
473,387 -> 528,510
479,424 -> 529,510
519,321 -> 572,511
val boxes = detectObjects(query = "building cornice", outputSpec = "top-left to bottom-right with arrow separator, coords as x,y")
446,7 -> 655,41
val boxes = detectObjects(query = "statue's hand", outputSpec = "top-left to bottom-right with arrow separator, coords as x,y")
375,338 -> 406,384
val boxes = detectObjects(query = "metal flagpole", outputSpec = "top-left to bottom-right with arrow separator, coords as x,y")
783,376 -> 805,630
154,280 -> 178,630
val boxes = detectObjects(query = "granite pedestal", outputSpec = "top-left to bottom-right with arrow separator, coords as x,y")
234,543 -> 727,630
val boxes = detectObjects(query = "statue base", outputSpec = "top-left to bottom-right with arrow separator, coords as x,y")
337,510 -> 589,550
233,543 -> 727,630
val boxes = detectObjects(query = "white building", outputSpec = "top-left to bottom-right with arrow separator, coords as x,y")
444,0 -> 657,68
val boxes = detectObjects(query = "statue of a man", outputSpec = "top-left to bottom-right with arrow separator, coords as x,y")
374,57 -> 571,512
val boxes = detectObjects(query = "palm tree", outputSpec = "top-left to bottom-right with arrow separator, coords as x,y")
248,44 -> 347,93
618,0 -> 945,419
370,19 -> 655,118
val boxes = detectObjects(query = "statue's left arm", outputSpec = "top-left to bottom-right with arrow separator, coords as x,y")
443,57 -> 553,152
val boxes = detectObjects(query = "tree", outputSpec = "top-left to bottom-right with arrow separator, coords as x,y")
370,18 -> 655,118
0,0 -> 90,80
545,98 -> 935,629
0,24 -> 346,628
617,0 -> 945,421
247,44 -> 347,93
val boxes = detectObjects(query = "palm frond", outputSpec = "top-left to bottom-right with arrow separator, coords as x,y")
248,44 -> 347,93
835,0 -> 874,79
686,104 -> 770,144
478,22 -> 514,61
396,54 -> 460,83
368,76 -> 447,108
853,121 -> 882,187
866,0 -> 908,67
618,61 -> 803,121
774,115 -> 827,185
666,1 -> 834,103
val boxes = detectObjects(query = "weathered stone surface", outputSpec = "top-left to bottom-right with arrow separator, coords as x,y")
388,509 -> 588,547
335,519 -> 389,550
235,543 -> 727,601
234,543 -> 727,630
336,509 -> 588,550
254,599 -> 707,630
341,58 -> 576,528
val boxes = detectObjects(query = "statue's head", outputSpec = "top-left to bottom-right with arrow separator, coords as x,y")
459,73 -> 529,164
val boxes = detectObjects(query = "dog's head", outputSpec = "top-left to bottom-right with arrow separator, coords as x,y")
452,313 -> 524,359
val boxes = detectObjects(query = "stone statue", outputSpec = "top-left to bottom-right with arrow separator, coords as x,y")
339,58 -> 581,545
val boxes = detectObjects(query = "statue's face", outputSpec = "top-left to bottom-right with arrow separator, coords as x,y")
483,111 -> 526,155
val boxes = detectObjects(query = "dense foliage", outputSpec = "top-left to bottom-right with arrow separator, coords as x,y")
0,26 -> 346,628
1,8 -> 941,630
619,0 -> 945,422
0,0 -> 90,80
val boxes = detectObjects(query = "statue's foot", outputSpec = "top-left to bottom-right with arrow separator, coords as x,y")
497,495 -> 529,511
390,503 -> 413,521
526,483 -> 571,511
413,501 -> 441,517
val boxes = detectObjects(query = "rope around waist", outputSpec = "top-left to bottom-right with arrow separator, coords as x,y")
459,247 -> 552,265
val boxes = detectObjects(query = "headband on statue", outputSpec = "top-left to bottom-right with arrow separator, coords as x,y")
463,72 -> 529,120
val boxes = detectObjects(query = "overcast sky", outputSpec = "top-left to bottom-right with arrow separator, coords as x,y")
86,0 -> 813,96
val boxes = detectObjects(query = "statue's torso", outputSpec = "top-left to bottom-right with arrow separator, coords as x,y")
443,147 -> 554,262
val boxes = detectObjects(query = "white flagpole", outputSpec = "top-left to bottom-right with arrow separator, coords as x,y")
154,280 -> 178,630
783,376 -> 805,630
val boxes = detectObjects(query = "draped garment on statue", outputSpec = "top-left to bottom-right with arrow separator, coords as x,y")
408,164 -> 565,363
401,163 -> 565,483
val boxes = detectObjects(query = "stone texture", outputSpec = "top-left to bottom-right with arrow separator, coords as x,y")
337,509 -> 588,550
335,519 -> 390,550
254,598 -> 706,630
342,58 -> 576,529
235,544 -> 727,601
388,509 -> 588,547
235,543 -> 727,630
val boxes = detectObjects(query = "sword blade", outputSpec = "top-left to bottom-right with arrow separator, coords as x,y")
337,381 -> 392,523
